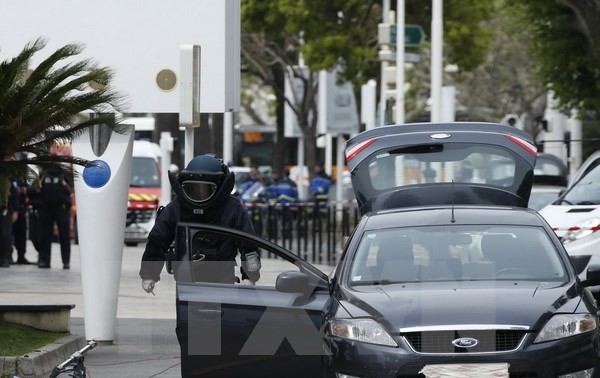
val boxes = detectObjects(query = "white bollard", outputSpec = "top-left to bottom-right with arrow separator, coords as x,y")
73,125 -> 134,342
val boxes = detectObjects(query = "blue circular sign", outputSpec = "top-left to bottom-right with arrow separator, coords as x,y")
83,160 -> 111,188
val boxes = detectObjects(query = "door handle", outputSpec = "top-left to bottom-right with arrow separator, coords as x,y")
191,308 -> 223,320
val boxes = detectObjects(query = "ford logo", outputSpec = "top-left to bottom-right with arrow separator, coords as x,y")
452,337 -> 479,348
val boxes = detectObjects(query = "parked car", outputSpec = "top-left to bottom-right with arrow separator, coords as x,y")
539,150 -> 600,286
528,152 -> 568,210
174,123 -> 600,378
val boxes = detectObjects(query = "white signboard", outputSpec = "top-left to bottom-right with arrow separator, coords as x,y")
0,0 -> 240,113
284,67 -> 309,138
285,68 -> 359,138
318,69 -> 359,135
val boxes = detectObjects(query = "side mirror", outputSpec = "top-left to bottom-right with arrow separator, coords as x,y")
583,265 -> 600,287
276,271 -> 310,293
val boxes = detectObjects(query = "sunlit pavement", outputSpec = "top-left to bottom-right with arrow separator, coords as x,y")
1,240 -> 335,377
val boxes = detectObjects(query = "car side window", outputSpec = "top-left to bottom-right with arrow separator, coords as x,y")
174,224 -> 330,290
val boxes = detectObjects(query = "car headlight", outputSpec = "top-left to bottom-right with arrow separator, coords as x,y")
562,218 -> 600,244
329,318 -> 398,347
534,314 -> 597,343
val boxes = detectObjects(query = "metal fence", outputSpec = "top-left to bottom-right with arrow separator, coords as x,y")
243,202 -> 360,266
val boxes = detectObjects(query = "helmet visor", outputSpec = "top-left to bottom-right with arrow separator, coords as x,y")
181,180 -> 218,203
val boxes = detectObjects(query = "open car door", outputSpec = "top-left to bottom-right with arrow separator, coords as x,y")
344,123 -> 537,215
174,222 -> 331,378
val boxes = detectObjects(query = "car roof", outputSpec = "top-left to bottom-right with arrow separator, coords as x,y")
362,205 -> 544,230
133,139 -> 161,159
345,122 -> 537,214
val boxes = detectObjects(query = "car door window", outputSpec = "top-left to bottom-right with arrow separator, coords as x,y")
175,223 -> 330,378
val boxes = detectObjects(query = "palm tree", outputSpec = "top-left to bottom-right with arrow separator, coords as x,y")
0,38 -> 126,205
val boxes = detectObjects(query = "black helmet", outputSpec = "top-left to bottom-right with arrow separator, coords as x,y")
179,155 -> 225,203
169,154 -> 235,218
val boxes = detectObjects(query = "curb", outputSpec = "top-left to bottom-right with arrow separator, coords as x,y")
1,334 -> 86,378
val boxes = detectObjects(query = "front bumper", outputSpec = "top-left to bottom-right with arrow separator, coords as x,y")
124,222 -> 152,243
324,330 -> 600,378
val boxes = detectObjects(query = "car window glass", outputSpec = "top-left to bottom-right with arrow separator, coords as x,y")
368,144 -> 517,191
534,159 -> 562,176
348,226 -> 567,285
174,227 -> 331,289
563,163 -> 600,204
130,157 -> 160,187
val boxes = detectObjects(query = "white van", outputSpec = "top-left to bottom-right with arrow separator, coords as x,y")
124,140 -> 162,246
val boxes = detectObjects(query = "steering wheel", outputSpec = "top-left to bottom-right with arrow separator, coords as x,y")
496,267 -> 531,277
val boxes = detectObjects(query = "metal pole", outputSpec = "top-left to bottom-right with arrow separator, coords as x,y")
430,0 -> 443,122
395,0 -> 405,124
223,111 -> 233,164
361,79 -> 377,130
568,109 -> 582,176
379,0 -> 391,126
159,132 -> 174,206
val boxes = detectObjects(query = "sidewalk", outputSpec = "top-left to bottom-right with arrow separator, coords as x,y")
1,240 -> 334,377
1,241 -> 181,377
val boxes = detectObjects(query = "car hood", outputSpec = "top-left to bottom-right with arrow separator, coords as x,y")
339,281 -> 580,330
344,123 -> 537,215
539,204 -> 600,237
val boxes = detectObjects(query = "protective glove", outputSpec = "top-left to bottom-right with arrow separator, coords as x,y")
240,279 -> 256,286
142,279 -> 156,295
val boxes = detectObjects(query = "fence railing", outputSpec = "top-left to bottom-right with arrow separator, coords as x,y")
243,202 -> 360,266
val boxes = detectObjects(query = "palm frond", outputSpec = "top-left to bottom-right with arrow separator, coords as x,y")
0,38 -> 128,206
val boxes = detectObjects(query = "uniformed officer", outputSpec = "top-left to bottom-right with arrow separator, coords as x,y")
267,169 -> 298,204
0,178 -> 20,267
37,165 -> 74,269
310,163 -> 332,204
139,154 -> 260,293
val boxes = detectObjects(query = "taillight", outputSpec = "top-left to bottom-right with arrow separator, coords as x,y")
504,134 -> 537,156
345,138 -> 378,162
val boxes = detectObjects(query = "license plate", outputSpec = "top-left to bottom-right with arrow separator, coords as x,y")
419,363 -> 509,377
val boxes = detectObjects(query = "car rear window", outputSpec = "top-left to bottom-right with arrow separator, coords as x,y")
348,225 -> 567,285
366,143 -> 518,191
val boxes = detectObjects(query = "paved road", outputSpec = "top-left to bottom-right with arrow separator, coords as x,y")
1,240 -> 335,377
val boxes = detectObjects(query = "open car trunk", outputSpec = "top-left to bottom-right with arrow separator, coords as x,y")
344,123 -> 537,215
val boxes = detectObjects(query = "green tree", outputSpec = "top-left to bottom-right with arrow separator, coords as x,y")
503,0 -> 600,157
242,0 -> 380,177
506,0 -> 600,114
449,3 -> 547,131
0,38 -> 125,205
241,0 -> 495,177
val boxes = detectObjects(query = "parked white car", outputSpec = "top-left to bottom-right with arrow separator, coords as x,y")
538,150 -> 600,283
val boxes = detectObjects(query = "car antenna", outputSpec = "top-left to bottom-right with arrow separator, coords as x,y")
450,180 -> 456,223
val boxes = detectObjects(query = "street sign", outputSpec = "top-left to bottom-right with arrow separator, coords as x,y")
379,23 -> 426,47
378,50 -> 422,63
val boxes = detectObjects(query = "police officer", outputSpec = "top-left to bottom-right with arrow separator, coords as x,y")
0,178 -> 20,267
267,169 -> 298,204
139,154 -> 260,294
310,163 -> 332,204
12,176 -> 32,264
37,165 -> 74,269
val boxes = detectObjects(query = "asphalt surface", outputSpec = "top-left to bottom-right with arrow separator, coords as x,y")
1,240 -> 335,378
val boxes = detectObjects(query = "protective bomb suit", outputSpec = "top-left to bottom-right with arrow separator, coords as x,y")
139,154 -> 260,291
